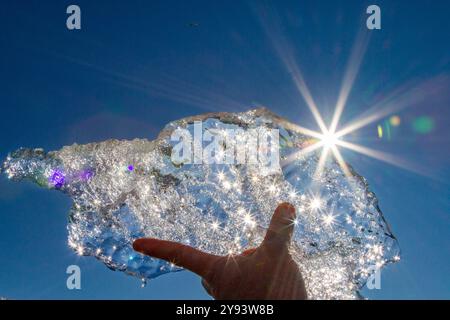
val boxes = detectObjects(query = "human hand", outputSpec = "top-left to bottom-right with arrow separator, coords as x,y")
133,202 -> 307,300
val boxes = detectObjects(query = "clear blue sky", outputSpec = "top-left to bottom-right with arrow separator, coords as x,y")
0,0 -> 449,299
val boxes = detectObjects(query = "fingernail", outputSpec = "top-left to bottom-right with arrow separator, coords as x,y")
133,239 -> 144,252
278,202 -> 296,217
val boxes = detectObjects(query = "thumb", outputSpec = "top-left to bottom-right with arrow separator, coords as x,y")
262,202 -> 296,251
133,238 -> 220,280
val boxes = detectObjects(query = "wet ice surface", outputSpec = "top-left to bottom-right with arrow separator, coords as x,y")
2,108 -> 400,299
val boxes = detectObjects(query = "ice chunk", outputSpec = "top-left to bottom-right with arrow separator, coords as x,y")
2,108 -> 400,299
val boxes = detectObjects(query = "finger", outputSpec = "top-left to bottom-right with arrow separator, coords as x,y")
262,202 -> 296,250
133,238 -> 220,279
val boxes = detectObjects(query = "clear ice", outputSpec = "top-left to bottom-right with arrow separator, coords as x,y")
2,108 -> 400,299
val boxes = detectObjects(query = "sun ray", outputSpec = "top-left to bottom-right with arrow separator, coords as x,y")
289,124 -> 324,140
288,64 -> 329,134
314,146 -> 330,178
335,75 -> 449,138
38,49 -> 245,114
329,29 -> 370,134
281,140 -> 324,168
335,102 -> 404,139
253,5 -> 328,133
330,145 -> 353,178
336,140 -> 429,175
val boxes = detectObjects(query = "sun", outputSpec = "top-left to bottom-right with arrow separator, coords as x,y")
320,131 -> 341,149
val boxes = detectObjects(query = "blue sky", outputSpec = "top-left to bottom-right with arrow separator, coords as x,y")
0,0 -> 449,299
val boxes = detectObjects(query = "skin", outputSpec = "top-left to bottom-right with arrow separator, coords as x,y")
133,202 -> 307,300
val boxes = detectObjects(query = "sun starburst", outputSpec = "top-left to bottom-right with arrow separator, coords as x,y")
267,24 -> 442,180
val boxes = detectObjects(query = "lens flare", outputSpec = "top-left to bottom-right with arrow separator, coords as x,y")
377,125 -> 383,138
413,116 -> 434,134
390,115 -> 401,127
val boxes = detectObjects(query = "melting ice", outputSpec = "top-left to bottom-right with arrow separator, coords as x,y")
2,108 -> 400,299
